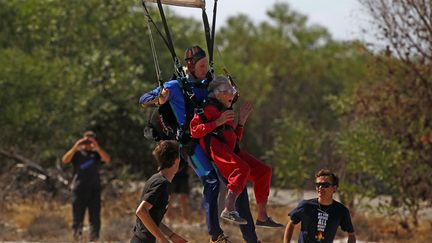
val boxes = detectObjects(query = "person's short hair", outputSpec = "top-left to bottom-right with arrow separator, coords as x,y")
152,140 -> 179,171
83,130 -> 96,138
208,75 -> 230,93
184,45 -> 206,65
315,169 -> 339,187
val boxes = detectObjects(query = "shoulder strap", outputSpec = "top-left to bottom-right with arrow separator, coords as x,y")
179,78 -> 201,108
176,78 -> 207,144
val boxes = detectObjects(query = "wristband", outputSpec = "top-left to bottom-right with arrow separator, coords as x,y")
169,232 -> 175,239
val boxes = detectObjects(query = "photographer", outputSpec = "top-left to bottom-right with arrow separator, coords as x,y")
62,130 -> 110,241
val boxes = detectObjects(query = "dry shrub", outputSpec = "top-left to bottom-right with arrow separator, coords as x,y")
5,201 -> 42,229
350,213 -> 432,243
2,199 -> 72,241
349,213 -> 390,242
409,221 -> 432,243
103,216 -> 135,241
0,222 -> 18,240
26,214 -> 69,239
5,199 -> 71,230
101,187 -> 145,241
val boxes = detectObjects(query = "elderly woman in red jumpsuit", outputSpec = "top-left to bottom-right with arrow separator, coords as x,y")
190,76 -> 283,228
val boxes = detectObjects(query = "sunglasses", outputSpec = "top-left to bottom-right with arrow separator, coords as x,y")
215,86 -> 237,95
315,182 -> 333,188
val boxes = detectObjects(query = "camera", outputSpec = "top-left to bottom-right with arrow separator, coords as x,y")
80,139 -> 92,145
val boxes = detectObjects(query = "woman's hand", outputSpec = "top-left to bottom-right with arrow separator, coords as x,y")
238,101 -> 253,126
215,110 -> 235,126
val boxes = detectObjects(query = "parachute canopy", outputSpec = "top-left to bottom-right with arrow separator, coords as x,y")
146,0 -> 204,8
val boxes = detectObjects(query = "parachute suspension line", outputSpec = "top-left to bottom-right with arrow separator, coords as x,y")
145,11 -> 163,87
155,0 -> 185,78
141,0 -> 171,57
141,0 -> 185,79
216,44 -> 240,105
202,0 -> 218,79
215,45 -> 236,87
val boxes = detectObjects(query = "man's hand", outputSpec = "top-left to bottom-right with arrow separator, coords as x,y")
87,137 -> 100,151
170,233 -> 188,243
63,138 -> 86,164
158,88 -> 170,106
156,237 -> 170,243
215,110 -> 235,126
72,138 -> 87,150
87,137 -> 111,163
238,101 -> 253,126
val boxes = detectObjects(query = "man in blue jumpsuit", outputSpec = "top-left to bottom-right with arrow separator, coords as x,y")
139,45 -> 260,243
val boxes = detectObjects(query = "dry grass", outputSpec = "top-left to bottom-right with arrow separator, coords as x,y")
1,190 -> 432,242
350,213 -> 432,243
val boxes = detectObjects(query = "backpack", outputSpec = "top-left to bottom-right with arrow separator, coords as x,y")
143,79 -> 207,143
143,102 -> 178,141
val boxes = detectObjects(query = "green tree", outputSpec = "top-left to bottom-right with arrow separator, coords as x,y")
265,114 -> 318,189
0,0 -> 203,178
342,0 -> 432,227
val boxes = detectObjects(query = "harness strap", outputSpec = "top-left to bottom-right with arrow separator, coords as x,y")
176,78 -> 208,144
196,108 -> 222,156
196,99 -> 240,156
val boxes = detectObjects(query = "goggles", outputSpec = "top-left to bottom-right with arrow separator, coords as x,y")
215,86 -> 237,95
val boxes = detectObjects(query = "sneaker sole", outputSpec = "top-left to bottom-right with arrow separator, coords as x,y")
255,224 -> 284,229
220,216 -> 248,225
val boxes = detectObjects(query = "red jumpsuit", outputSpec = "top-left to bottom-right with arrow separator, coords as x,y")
190,102 -> 272,204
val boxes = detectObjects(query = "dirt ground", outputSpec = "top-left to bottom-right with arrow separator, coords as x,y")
1,185 -> 432,243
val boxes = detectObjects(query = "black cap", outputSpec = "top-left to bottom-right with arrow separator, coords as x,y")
184,45 -> 206,64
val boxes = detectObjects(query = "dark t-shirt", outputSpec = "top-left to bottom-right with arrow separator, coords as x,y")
133,173 -> 170,242
71,150 -> 102,191
174,158 -> 189,178
289,198 -> 354,243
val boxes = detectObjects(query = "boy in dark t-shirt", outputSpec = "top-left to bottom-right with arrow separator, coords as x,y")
284,169 -> 356,243
167,160 -> 190,221
131,140 -> 187,243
